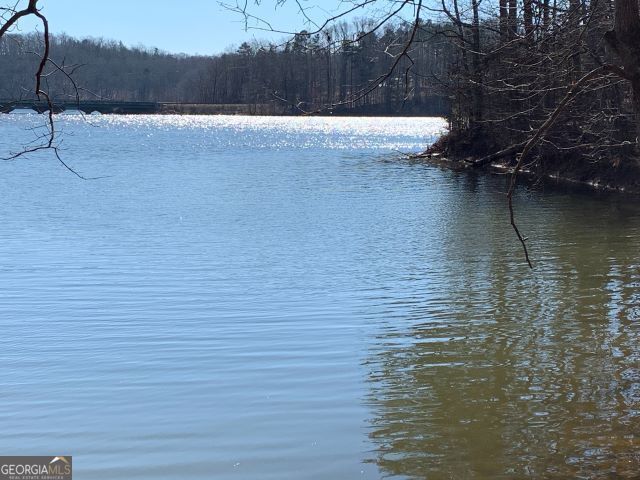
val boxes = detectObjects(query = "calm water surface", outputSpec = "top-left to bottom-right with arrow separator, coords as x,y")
0,114 -> 639,479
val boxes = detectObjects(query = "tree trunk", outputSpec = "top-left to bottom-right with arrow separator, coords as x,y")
569,0 -> 582,76
471,0 -> 483,123
610,0 -> 640,140
500,0 -> 509,40
508,0 -> 517,39
524,0 -> 533,38
633,80 -> 640,142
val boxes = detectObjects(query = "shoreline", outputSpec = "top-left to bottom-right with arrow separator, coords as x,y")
412,136 -> 640,196
1,100 -> 449,117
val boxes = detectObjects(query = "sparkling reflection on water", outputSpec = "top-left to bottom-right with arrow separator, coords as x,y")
0,114 -> 638,479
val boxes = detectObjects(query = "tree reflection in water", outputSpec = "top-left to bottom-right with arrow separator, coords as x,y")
364,182 -> 640,479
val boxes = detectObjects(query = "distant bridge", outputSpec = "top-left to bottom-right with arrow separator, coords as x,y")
0,100 -> 162,114
0,100 -> 284,115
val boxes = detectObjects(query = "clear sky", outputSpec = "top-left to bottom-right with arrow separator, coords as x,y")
14,0 -> 358,55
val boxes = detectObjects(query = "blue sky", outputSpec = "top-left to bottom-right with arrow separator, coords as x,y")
14,0 -> 362,55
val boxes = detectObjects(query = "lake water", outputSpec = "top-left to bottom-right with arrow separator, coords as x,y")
1,114 -> 639,479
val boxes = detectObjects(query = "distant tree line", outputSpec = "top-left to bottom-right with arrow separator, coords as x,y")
0,34 -> 211,104
0,21 -> 452,115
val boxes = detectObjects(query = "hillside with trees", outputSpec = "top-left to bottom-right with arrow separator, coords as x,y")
0,23 -> 450,115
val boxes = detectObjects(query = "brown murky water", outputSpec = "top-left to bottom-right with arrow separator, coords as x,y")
365,178 -> 640,479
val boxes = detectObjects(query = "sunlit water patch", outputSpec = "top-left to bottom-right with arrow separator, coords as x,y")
1,113 -> 448,154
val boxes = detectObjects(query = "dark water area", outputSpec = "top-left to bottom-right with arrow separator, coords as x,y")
0,114 -> 638,479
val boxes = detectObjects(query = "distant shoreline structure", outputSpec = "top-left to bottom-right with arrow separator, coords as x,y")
0,100 -> 449,117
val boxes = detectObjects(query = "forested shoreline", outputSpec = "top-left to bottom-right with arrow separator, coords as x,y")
0,24 -> 450,115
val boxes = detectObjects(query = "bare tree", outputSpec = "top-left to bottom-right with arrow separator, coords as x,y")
0,1 -> 95,177
1,2 -> 53,152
